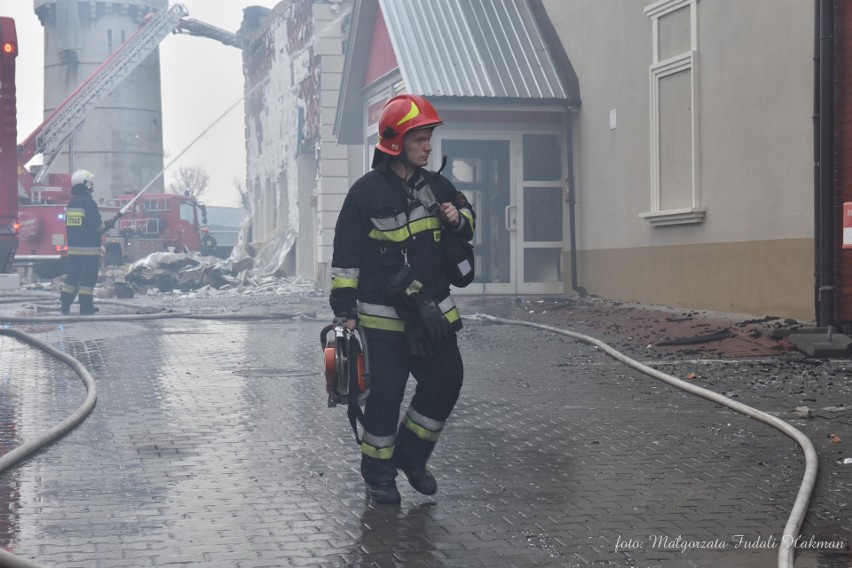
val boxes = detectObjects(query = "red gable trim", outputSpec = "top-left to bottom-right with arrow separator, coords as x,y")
363,8 -> 398,87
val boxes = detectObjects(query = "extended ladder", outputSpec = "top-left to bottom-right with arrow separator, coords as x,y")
18,4 -> 190,176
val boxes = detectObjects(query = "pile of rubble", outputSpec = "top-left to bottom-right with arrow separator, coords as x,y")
120,252 -> 255,293
94,252 -> 320,304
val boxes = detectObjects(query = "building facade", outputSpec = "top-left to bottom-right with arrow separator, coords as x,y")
245,0 -> 852,325
543,0 -> 814,320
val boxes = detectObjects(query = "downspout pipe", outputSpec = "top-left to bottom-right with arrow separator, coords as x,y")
817,0 -> 836,327
813,0 -> 822,320
565,107 -> 586,296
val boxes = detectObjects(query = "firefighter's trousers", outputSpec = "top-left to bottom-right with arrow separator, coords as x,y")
359,330 -> 464,485
60,254 -> 100,313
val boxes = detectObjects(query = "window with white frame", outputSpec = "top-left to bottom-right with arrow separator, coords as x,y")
641,0 -> 705,226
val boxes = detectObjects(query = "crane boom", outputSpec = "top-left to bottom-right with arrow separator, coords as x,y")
17,3 -> 190,174
176,18 -> 242,48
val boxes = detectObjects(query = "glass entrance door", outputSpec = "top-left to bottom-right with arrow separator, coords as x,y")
441,138 -> 513,293
518,133 -> 564,293
439,134 -> 564,295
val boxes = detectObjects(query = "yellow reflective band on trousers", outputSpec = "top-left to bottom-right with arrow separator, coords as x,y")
403,415 -> 441,442
361,442 -> 395,460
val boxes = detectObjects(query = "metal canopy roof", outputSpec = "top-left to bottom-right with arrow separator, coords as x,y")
377,0 -> 569,99
334,0 -> 580,144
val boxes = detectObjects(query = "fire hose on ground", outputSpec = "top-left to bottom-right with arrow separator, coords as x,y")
0,307 -> 819,568
466,314 -> 818,568
0,328 -> 98,568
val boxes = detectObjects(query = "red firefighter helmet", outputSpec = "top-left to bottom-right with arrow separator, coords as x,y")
375,94 -> 443,157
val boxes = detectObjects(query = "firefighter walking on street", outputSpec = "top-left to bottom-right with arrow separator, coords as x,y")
330,94 -> 475,505
59,169 -> 116,315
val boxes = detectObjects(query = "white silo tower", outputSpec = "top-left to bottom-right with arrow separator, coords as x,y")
34,0 -> 167,201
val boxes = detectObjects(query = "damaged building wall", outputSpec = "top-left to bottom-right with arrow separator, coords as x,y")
241,0 -> 350,281
243,3 -> 300,276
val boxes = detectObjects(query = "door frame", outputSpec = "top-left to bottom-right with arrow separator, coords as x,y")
434,128 -> 566,296
434,132 -> 516,295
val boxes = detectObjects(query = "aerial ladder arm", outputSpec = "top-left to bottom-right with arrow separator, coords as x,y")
175,19 -> 242,49
17,3 -> 190,181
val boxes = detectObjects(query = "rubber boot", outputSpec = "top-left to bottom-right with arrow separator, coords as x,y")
393,425 -> 438,496
79,295 -> 97,315
361,454 -> 400,505
59,291 -> 74,315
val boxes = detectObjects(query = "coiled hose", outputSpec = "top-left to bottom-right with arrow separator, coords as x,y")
466,314 -> 818,568
0,328 -> 98,568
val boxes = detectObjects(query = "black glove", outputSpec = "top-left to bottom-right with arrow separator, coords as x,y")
413,295 -> 451,342
405,320 -> 435,358
98,218 -> 116,236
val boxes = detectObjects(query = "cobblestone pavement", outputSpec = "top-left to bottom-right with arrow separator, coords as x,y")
0,291 -> 849,567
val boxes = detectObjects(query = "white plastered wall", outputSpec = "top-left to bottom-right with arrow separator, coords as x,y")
544,0 -> 813,251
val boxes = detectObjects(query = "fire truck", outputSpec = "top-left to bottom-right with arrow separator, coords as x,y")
104,192 -> 217,265
7,5 -> 240,279
0,17 -> 19,283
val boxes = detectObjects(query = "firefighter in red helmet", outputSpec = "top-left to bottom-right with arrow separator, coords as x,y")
330,94 -> 475,504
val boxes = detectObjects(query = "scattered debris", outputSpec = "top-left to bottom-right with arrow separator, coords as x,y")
829,433 -> 842,444
793,406 -> 810,419
655,328 -> 735,346
114,281 -> 134,299
738,316 -> 780,326
124,252 -> 251,293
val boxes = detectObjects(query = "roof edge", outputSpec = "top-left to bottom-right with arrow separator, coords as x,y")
334,0 -> 376,144
528,0 -> 581,105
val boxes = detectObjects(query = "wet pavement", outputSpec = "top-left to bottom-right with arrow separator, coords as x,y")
0,290 -> 850,567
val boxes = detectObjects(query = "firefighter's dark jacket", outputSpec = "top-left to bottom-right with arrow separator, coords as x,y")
65,184 -> 104,255
330,166 -> 475,334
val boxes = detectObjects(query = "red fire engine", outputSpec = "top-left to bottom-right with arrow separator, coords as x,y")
105,192 -> 216,265
0,17 -> 19,280
7,5 -> 240,279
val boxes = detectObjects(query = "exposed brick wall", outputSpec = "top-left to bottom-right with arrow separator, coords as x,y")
836,0 -> 852,322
